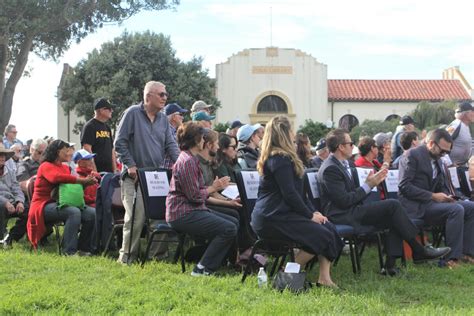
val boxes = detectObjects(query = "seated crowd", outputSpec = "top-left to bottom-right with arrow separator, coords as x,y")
1,81 -> 474,287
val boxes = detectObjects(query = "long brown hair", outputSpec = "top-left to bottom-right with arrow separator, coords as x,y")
295,133 -> 312,166
257,115 -> 304,177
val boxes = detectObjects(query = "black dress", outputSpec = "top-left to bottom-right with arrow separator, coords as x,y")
251,154 -> 343,261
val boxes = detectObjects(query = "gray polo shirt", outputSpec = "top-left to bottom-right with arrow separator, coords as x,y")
450,120 -> 472,166
114,103 -> 180,169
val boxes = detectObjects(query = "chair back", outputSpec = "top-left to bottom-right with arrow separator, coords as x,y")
447,166 -> 461,190
303,168 -> 321,211
26,175 -> 37,201
383,169 -> 400,200
235,169 -> 259,228
354,167 -> 381,203
457,166 -> 473,197
137,168 -> 171,221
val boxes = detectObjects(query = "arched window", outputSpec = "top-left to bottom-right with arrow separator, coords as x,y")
257,95 -> 288,113
339,114 -> 359,131
385,114 -> 400,122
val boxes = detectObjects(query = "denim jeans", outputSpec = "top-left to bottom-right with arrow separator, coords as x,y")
169,210 -> 238,271
43,202 -> 96,255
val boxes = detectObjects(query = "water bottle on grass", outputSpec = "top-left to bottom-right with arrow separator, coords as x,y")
257,267 -> 267,288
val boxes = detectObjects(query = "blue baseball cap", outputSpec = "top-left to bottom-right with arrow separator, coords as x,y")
73,149 -> 96,163
237,123 -> 262,142
164,103 -> 188,116
192,111 -> 215,122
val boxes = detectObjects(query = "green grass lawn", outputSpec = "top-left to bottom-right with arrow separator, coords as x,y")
1,241 -> 473,315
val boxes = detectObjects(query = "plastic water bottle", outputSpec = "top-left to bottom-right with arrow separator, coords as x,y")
257,267 -> 267,288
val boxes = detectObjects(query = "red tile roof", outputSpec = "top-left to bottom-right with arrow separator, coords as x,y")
328,80 -> 472,102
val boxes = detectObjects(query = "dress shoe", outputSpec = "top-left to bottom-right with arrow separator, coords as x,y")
413,245 -> 451,264
380,267 -> 401,277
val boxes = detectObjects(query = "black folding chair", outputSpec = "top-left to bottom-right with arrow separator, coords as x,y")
457,166 -> 473,199
303,169 -> 360,274
102,185 -> 125,256
235,169 -> 302,283
136,168 -> 186,271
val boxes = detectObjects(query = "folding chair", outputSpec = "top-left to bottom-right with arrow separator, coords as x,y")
136,168 -> 186,271
303,169 -> 360,274
457,166 -> 473,199
235,169 -> 302,283
102,184 -> 125,256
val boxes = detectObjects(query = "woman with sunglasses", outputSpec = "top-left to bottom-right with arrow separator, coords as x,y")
251,116 -> 343,288
27,140 -> 98,255
215,133 -> 241,183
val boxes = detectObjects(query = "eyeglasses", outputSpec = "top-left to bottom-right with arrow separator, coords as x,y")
228,145 -> 237,149
150,92 -> 169,98
341,142 -> 354,147
434,141 -> 451,155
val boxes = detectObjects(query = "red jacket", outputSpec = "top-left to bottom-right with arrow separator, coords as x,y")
27,162 -> 77,249
354,156 -> 386,199
75,166 -> 100,207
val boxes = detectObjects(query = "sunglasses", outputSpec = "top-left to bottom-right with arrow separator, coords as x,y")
434,141 -> 451,155
341,141 -> 354,147
151,92 -> 169,98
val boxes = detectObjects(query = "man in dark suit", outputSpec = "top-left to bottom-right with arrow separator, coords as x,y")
398,128 -> 474,268
318,128 -> 450,275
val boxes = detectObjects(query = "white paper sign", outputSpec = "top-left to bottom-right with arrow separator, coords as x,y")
241,171 -> 259,199
284,262 -> 301,274
356,167 -> 377,192
221,184 -> 239,200
144,171 -> 169,197
385,170 -> 399,193
307,172 -> 319,198
466,171 -> 473,192
448,167 -> 460,189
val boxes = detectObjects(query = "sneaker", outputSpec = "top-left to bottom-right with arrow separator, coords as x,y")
191,266 -> 213,277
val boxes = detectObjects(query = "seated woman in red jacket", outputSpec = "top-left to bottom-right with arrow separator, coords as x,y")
27,140 -> 97,255
354,136 -> 388,199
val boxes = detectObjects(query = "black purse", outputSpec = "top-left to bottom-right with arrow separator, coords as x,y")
272,271 -> 312,293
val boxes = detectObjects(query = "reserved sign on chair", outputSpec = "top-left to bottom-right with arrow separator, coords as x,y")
241,171 -> 259,199
144,171 -> 170,197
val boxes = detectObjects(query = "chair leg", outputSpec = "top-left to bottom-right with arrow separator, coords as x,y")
54,224 -> 61,255
353,239 -> 362,274
241,241 -> 260,283
103,225 -> 119,257
180,235 -> 186,273
142,231 -> 158,267
375,233 -> 385,271
348,239 -> 358,274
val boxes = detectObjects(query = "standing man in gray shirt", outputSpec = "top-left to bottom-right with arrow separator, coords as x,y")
114,81 -> 180,264
446,102 -> 473,167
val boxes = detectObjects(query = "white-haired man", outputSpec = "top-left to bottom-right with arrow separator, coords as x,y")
115,81 -> 180,264
446,102 -> 474,166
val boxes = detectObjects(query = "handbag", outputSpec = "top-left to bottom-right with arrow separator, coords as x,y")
57,183 -> 85,209
272,271 -> 312,293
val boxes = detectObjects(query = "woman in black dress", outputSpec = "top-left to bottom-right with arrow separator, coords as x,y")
251,116 -> 343,288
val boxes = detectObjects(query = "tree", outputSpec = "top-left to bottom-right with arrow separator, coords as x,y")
60,31 -> 219,133
409,100 -> 456,130
297,119 -> 331,145
213,123 -> 229,133
0,0 -> 179,132
350,119 -> 399,142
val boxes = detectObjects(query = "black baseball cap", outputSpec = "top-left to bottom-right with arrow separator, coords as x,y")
94,98 -> 115,110
400,115 -> 415,125
456,101 -> 473,113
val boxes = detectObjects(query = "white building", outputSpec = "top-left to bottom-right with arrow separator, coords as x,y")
215,47 -> 472,130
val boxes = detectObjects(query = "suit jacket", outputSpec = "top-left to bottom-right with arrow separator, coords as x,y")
317,154 -> 368,227
398,145 -> 447,219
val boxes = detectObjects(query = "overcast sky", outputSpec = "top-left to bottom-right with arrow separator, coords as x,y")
10,0 -> 473,141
